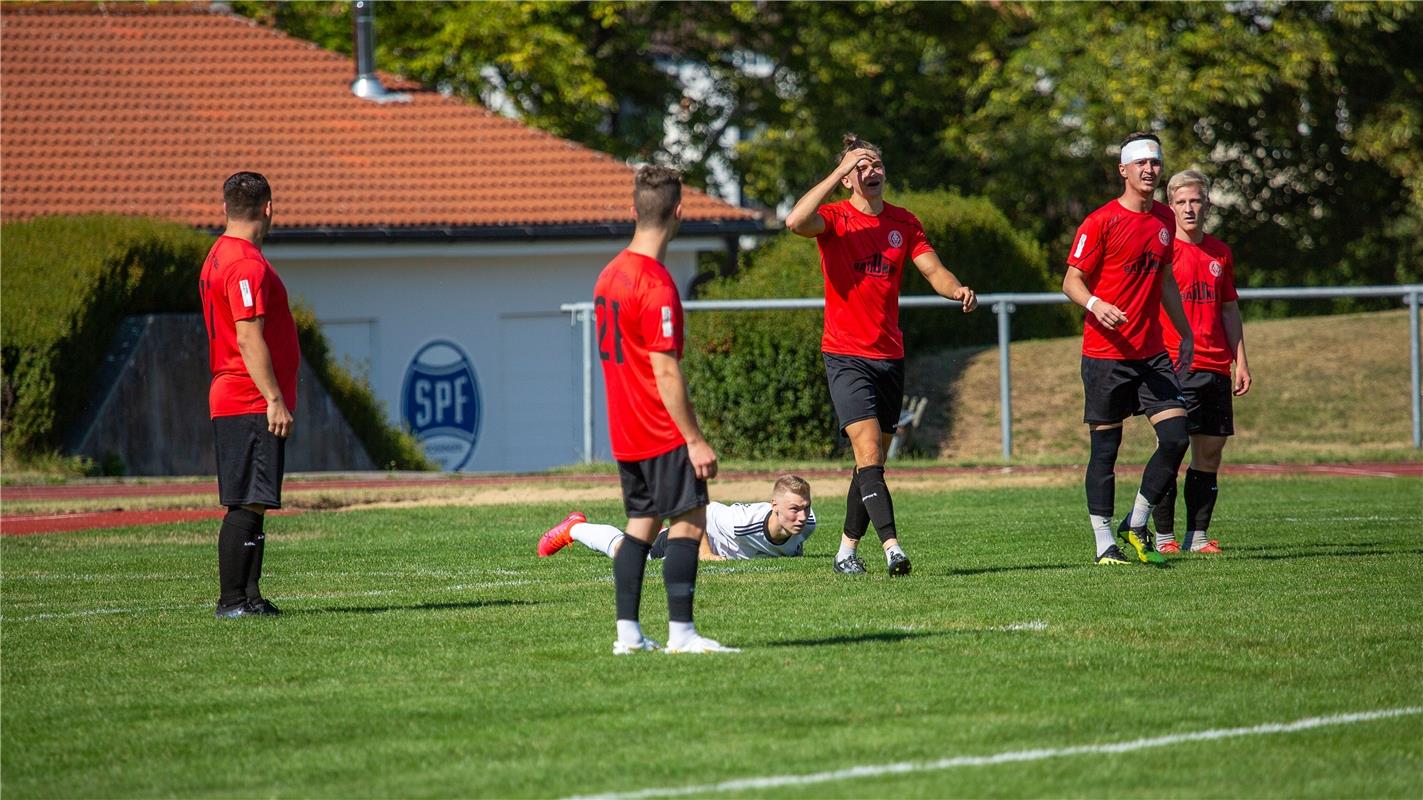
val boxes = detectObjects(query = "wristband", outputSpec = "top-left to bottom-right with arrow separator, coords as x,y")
1086,296 -> 1100,312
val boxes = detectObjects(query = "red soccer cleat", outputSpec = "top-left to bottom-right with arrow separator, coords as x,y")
1157,539 -> 1181,554
1197,539 -> 1222,554
537,511 -> 586,557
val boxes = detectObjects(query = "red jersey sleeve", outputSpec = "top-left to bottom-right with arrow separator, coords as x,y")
907,214 -> 934,260
815,204 -> 842,238
639,283 -> 681,354
1066,214 -> 1105,275
1221,248 -> 1239,302
223,258 -> 269,321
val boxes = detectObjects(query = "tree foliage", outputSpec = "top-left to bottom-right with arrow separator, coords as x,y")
238,1 -> 1422,292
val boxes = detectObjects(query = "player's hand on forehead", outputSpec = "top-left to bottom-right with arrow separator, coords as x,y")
839,147 -> 880,174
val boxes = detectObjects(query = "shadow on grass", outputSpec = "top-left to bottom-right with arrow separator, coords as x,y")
946,562 -> 1081,577
311,598 -> 539,615
1215,546 -> 1423,563
762,629 -> 938,648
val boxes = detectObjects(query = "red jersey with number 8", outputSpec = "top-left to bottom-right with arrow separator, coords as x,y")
1066,199 -> 1175,360
199,235 -> 300,418
815,200 -> 934,360
1162,235 -> 1238,375
594,250 -> 686,461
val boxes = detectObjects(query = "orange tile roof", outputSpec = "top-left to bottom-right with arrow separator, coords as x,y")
0,3 -> 760,238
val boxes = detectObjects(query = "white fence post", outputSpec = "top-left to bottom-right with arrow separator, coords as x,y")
994,301 -> 1016,462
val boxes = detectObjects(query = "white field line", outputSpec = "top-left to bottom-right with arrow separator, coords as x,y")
0,579 -> 540,622
565,706 -> 1423,800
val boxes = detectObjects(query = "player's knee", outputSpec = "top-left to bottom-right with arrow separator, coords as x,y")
1153,416 -> 1190,459
1088,426 -> 1123,465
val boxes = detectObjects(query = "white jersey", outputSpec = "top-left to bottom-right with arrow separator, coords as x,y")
704,501 -> 816,560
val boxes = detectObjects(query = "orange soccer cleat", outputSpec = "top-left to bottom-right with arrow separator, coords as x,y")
1157,539 -> 1181,554
537,511 -> 586,557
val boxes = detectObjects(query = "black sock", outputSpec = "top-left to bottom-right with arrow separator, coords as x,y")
217,508 -> 261,607
1086,427 -> 1123,518
1141,416 -> 1190,504
662,538 -> 699,624
856,465 -> 898,544
1185,468 -> 1219,531
245,514 -> 266,601
843,467 -> 870,542
1152,476 -> 1178,536
613,535 -> 651,622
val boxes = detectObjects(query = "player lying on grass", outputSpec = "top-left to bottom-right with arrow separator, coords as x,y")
1152,169 -> 1253,554
539,475 -> 815,562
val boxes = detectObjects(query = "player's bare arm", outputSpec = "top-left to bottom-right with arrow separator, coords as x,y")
649,350 -> 718,480
912,251 -> 977,313
1158,270 -> 1195,369
1062,267 -> 1127,330
234,316 -> 293,438
785,147 -> 879,237
1222,301 -> 1252,395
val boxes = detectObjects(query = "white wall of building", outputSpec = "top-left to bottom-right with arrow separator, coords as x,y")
264,238 -> 718,473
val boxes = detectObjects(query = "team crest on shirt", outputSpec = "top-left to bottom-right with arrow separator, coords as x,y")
1209,260 -> 1223,277
888,230 -> 903,248
1158,228 -> 1171,246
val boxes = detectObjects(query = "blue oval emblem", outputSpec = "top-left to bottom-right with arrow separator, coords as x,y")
401,340 -> 481,471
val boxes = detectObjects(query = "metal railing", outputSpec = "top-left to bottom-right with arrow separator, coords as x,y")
563,285 -> 1423,463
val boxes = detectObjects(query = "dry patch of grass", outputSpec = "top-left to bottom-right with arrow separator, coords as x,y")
908,309 -> 1419,463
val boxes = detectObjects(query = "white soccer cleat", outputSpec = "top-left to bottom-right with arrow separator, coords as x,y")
665,636 -> 741,654
612,636 -> 661,655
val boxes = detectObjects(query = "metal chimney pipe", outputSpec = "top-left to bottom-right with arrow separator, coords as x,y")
350,0 -> 409,103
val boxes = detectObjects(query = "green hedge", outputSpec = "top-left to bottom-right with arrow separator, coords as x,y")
684,190 -> 1065,460
0,215 -> 431,471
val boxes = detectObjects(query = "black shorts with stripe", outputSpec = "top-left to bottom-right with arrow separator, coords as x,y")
823,353 -> 905,434
213,412 -> 286,508
616,444 -> 708,520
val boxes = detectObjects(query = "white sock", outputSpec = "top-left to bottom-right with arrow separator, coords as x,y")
572,522 -> 625,558
1128,492 -> 1152,529
1184,530 -> 1209,551
1091,514 -> 1115,556
836,541 -> 858,562
616,619 -> 645,645
884,544 -> 905,564
668,620 -> 697,647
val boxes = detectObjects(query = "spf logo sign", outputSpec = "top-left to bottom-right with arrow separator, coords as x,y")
402,339 -> 482,471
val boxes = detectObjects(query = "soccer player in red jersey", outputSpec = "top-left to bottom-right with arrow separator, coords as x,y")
199,172 -> 298,617
786,133 -> 978,576
1152,169 -> 1253,554
1061,132 -> 1196,566
585,165 -> 734,654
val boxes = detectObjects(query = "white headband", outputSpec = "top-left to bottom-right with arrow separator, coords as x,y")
1120,139 -> 1163,165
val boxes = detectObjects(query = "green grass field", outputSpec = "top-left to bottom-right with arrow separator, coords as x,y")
3,475 -> 1421,798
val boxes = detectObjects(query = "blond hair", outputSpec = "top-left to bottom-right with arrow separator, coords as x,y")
1167,169 -> 1211,202
772,474 -> 811,501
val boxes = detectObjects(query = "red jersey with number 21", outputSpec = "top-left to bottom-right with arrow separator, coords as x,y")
815,200 -> 934,360
1066,199 -> 1175,360
594,250 -> 686,461
1162,235 -> 1238,375
199,235 -> 300,418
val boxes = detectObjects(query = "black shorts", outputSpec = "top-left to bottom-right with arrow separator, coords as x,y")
616,445 -> 708,520
1081,353 -> 1185,424
213,413 -> 286,508
823,353 -> 905,434
1179,369 -> 1235,436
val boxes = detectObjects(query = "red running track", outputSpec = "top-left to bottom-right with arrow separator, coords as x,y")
2,463 -> 1417,535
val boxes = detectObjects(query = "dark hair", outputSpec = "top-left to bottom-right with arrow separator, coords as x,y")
1119,131 -> 1160,149
633,165 -> 682,227
223,172 -> 271,221
838,132 -> 882,164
